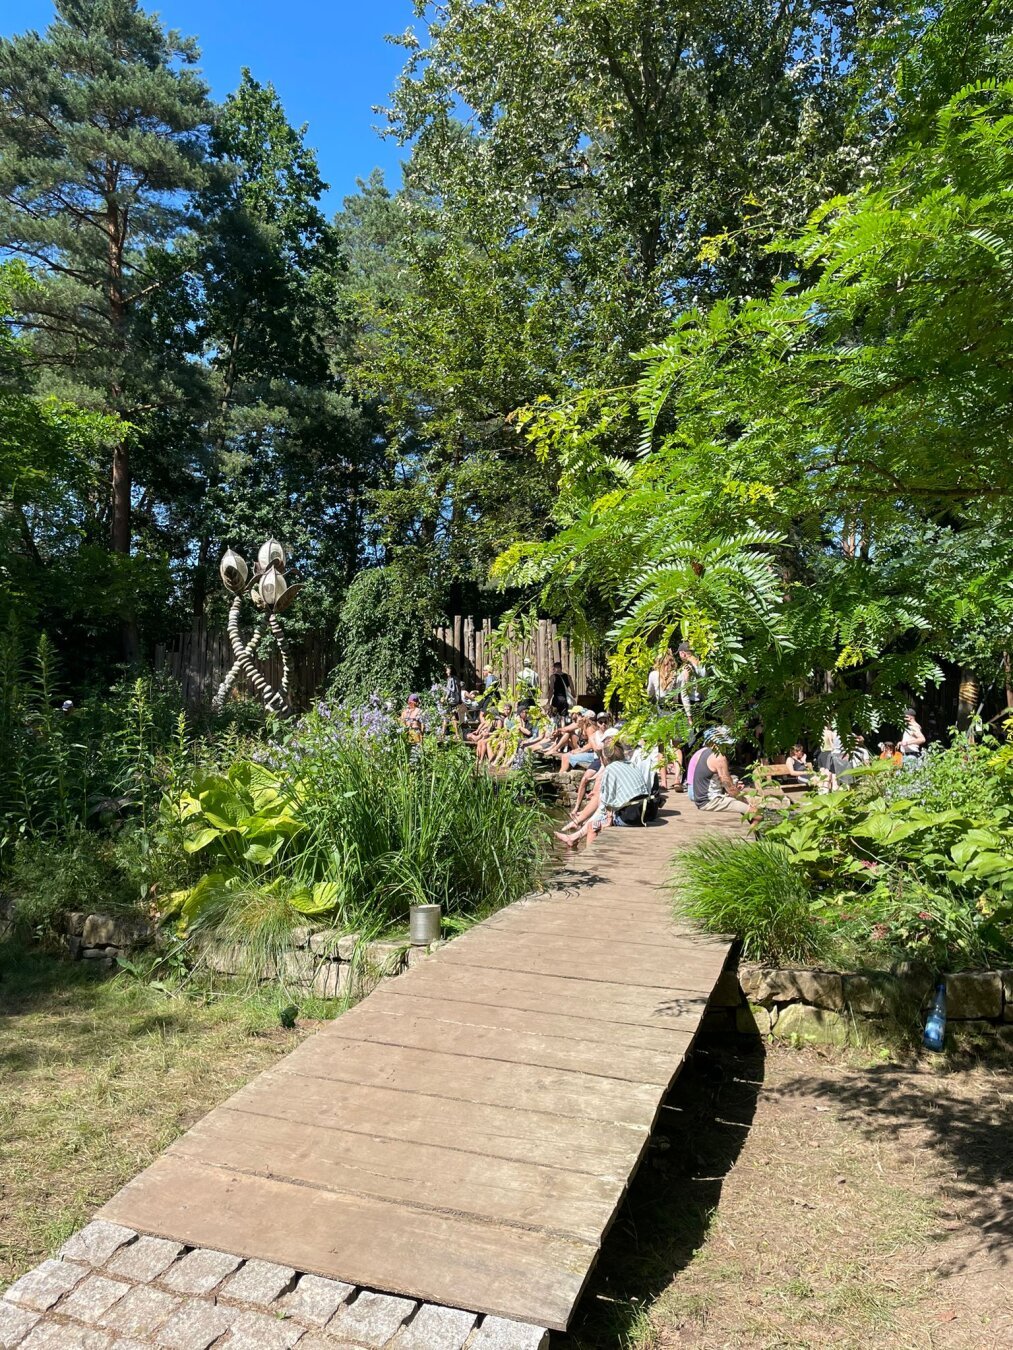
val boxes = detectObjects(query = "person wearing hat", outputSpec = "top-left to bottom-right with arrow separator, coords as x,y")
691,726 -> 750,815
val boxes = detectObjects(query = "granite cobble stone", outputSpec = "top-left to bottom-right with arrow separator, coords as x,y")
153,1299 -> 234,1350
59,1276 -> 131,1325
0,1299 -> 40,1348
279,1276 -> 354,1327
99,1286 -> 180,1339
106,1238 -> 183,1284
159,1249 -> 242,1297
219,1310 -> 304,1349
59,1225 -> 137,1270
466,1316 -> 549,1350
3,1261 -> 89,1313
220,1261 -> 296,1307
390,1304 -> 476,1349
326,1293 -> 415,1348
20,1325 -> 113,1349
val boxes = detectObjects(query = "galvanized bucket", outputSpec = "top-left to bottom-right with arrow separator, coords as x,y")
409,903 -> 441,946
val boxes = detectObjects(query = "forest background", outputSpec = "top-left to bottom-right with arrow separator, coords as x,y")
1,0 -> 1011,743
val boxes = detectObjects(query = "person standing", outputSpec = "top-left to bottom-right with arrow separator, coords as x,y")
899,708 -> 927,763
548,660 -> 575,721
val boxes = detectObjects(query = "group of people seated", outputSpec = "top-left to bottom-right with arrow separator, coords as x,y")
402,655 -> 931,844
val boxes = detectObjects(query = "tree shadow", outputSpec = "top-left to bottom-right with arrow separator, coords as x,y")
555,1027 -> 765,1347
774,1058 -> 1012,1277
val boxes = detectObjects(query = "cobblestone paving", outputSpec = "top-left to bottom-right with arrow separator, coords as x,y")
0,1222 -> 548,1350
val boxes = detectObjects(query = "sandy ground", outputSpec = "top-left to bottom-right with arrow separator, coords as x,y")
558,1030 -> 1012,1350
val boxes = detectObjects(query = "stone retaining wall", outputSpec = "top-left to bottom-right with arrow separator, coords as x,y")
1,898 -> 434,1000
709,963 -> 1013,1046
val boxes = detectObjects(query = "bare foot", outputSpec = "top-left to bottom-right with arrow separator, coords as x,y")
554,830 -> 579,850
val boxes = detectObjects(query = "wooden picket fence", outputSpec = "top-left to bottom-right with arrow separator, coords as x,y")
156,615 -> 603,709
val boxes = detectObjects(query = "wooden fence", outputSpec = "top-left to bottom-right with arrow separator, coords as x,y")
154,625 -> 334,710
432,616 -> 604,702
157,615 -> 603,709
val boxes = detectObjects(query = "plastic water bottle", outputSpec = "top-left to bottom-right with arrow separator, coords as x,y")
923,980 -> 946,1051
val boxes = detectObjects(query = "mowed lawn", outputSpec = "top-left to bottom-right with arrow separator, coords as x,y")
0,940 -> 310,1286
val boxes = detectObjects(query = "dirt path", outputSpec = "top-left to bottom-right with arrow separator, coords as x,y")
558,1033 -> 1012,1350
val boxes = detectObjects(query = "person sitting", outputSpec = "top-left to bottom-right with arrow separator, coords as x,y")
467,709 -> 494,760
692,726 -> 752,816
879,740 -> 902,768
554,740 -> 652,849
785,743 -> 812,784
557,713 -> 603,774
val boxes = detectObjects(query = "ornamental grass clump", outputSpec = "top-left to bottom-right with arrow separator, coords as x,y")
675,837 -> 830,966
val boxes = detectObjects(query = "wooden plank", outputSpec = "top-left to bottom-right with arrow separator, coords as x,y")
225,1072 -> 649,1175
169,1109 -> 624,1244
277,1038 -> 663,1126
389,958 -> 714,1032
100,1155 -> 594,1331
323,1004 -> 691,1086
363,987 -> 694,1054
437,931 -> 727,992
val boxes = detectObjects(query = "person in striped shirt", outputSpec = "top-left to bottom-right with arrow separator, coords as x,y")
554,740 -> 652,849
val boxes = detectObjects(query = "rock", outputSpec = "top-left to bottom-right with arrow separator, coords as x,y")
773,1003 -> 850,1046
106,1236 -> 183,1283
843,970 -> 931,1016
406,945 -> 431,968
160,1247 -> 242,1296
1003,970 -> 1013,1022
0,1301 -> 40,1349
708,969 -> 743,1008
278,1274 -> 354,1327
67,912 -> 87,936
18,1323 -> 113,1348
748,968 -> 844,1011
220,1259 -> 296,1307
309,931 -> 340,956
945,971 -> 1002,1020
3,1258 -> 89,1312
337,932 -> 361,962
153,1299 -> 234,1350
98,1285 -> 180,1338
81,949 -> 114,964
390,1302 -> 477,1349
279,949 -> 315,986
467,1317 -> 550,1350
59,1221 -> 137,1268
736,1003 -> 773,1036
82,914 -> 152,949
290,926 -> 311,949
218,1309 -> 302,1350
203,943 -> 246,975
312,962 -> 351,1000
63,934 -> 83,959
59,1274 -> 131,1324
362,940 -> 407,976
327,1291 -> 417,1348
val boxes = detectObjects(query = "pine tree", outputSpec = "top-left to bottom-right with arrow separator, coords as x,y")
0,0 -> 216,655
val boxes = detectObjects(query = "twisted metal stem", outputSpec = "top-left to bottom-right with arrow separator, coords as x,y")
268,613 -> 291,696
213,618 -> 266,713
221,595 -> 293,717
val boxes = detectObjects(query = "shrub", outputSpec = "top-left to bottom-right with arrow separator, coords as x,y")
4,827 -> 150,940
675,837 -> 831,965
329,566 -> 441,704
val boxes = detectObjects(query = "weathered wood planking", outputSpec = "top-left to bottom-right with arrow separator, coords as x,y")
100,809 -> 736,1331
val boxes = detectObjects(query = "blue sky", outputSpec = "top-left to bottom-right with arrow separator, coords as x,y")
4,1 -> 419,215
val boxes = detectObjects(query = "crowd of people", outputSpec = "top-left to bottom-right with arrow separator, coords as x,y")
396,652 -> 931,846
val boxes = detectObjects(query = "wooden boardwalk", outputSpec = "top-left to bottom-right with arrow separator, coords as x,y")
100,805 -> 737,1332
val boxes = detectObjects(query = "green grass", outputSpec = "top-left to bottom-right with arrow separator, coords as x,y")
0,937 -> 316,1285
674,837 -> 831,965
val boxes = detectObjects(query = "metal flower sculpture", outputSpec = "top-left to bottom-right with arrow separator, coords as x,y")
212,539 -> 300,717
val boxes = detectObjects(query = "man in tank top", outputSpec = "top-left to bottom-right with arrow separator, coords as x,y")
692,726 -> 750,815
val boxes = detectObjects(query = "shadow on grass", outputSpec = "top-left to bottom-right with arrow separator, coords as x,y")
0,935 -> 114,1013
556,1027 -> 765,1348
776,1055 -> 1012,1277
